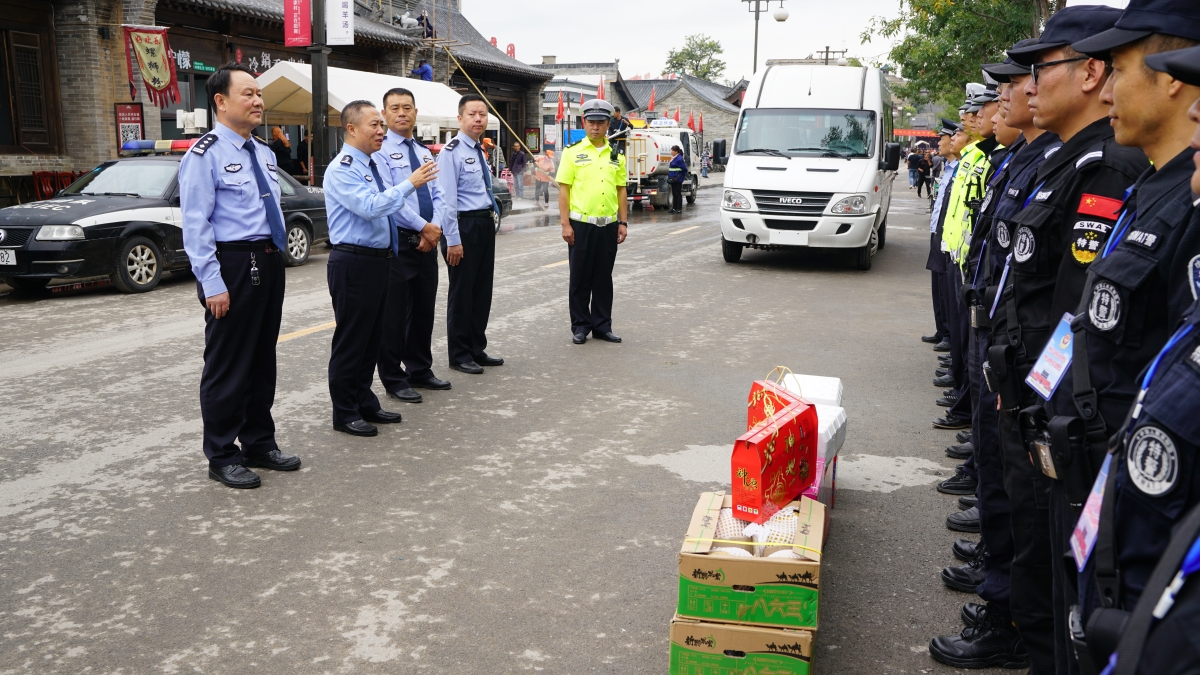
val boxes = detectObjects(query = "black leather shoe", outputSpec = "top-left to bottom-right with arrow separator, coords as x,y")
952,538 -> 980,562
411,376 -> 452,390
942,549 -> 986,592
594,331 -> 622,343
209,464 -> 262,489
929,608 -> 1029,669
242,449 -> 301,471
943,388 -> 956,397
572,332 -> 588,344
933,374 -> 957,387
334,420 -> 378,437
475,354 -> 504,366
933,414 -> 971,430
938,468 -> 978,495
922,334 -> 942,343
946,441 -> 973,459
956,430 -> 971,444
961,602 -> 987,627
947,505 -> 981,532
935,368 -> 949,378
936,394 -> 959,407
939,355 -> 953,364
451,361 -> 484,374
959,495 -> 978,510
362,409 -> 402,424
933,340 -> 952,352
387,388 -> 423,403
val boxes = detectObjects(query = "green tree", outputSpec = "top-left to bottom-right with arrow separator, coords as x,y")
863,0 -> 1061,106
664,34 -> 726,81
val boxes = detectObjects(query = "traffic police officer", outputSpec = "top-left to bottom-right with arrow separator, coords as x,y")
324,100 -> 437,437
180,63 -> 300,490
374,87 -> 452,404
437,93 -> 504,375
555,99 -> 629,345
989,8 -> 1146,673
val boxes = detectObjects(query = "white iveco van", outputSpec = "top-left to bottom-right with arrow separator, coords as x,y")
719,65 -> 901,270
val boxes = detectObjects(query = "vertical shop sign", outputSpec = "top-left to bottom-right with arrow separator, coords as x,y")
327,0 -> 354,45
285,0 -> 312,46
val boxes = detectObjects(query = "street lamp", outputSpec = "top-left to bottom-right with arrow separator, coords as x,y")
743,0 -> 787,74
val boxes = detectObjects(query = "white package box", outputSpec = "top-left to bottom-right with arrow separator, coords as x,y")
815,404 -> 846,462
782,373 -> 843,406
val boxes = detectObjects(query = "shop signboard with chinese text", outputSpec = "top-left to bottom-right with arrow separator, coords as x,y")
327,0 -> 354,45
114,103 -> 144,147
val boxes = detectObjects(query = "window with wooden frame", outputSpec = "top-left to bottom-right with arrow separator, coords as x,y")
0,18 -> 64,154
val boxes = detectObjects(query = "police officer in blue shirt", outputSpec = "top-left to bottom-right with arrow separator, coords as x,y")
323,100 -> 438,437
374,87 -> 451,403
180,63 -> 300,490
437,93 -> 503,375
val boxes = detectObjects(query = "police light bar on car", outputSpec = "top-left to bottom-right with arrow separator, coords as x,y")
119,138 -> 198,156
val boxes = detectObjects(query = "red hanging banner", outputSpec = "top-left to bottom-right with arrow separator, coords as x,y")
285,0 -> 312,46
122,26 -> 181,109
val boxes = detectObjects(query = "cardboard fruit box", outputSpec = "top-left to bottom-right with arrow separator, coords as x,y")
669,614 -> 815,675
732,401 -> 819,523
678,492 -> 825,631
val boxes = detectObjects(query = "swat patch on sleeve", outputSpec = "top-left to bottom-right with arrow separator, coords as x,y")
1072,220 -> 1111,265
1125,230 -> 1159,250
1007,187 -> 1021,198
1075,150 -> 1104,169
1126,426 -> 1178,496
191,132 -> 218,155
1034,189 -> 1054,202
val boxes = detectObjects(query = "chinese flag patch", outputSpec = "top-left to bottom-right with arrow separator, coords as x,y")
1077,194 -> 1122,220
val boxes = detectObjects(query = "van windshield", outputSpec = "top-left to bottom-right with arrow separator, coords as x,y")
735,109 -> 876,158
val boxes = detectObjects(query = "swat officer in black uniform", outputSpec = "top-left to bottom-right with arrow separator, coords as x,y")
988,7 -> 1148,673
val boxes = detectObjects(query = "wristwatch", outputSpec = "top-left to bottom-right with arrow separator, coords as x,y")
616,220 -> 628,226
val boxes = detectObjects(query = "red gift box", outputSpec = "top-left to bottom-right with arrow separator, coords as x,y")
731,401 -> 819,523
747,378 -> 802,431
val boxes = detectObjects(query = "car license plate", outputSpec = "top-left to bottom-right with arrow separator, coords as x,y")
771,231 -> 809,247
0,249 -> 14,266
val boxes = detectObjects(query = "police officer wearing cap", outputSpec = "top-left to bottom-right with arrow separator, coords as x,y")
986,8 -> 1149,673
375,87 -> 452,404
324,100 -> 438,437
437,94 -> 504,375
556,98 -> 629,345
925,118 -> 963,352
180,63 -> 300,490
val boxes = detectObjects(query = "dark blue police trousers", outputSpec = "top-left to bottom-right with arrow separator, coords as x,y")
326,249 -> 389,426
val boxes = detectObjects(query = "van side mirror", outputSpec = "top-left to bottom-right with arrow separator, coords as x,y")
718,156 -> 729,165
881,143 -> 901,171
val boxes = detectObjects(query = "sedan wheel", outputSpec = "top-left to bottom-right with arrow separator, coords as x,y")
111,235 -> 163,293
284,224 -> 311,266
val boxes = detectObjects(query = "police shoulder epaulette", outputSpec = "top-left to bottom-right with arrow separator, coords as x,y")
190,132 -> 218,155
567,139 -> 587,150
444,139 -> 460,151
1075,150 -> 1104,169
252,134 -> 268,145
339,154 -> 353,167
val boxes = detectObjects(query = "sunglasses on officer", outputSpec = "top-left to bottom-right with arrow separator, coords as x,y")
1030,56 -> 1089,84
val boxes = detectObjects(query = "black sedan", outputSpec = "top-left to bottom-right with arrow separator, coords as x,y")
0,155 -> 327,293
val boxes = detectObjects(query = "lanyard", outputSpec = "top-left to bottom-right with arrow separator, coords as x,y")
990,254 -> 1012,319
989,154 -> 1015,189
1128,323 -> 1195,431
1022,181 -> 1046,209
972,240 -> 988,286
1101,208 -> 1136,259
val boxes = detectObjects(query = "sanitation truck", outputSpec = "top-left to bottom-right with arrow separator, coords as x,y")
623,118 -> 700,208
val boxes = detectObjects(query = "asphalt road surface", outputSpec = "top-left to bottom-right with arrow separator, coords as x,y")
0,186 -> 1008,674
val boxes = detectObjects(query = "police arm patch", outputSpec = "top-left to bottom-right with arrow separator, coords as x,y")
1077,193 -> 1122,219
1071,220 -> 1112,265
1126,426 -> 1178,496
1125,230 -> 1158,250
1088,281 -> 1121,331
1190,254 -> 1200,300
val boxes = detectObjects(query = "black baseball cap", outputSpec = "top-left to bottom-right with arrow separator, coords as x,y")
1073,0 -> 1200,59
984,39 -> 1042,82
1145,43 -> 1200,85
1008,5 -> 1124,65
938,118 -> 962,136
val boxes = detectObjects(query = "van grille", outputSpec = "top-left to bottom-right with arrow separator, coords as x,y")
751,190 -> 833,216
764,220 -> 817,231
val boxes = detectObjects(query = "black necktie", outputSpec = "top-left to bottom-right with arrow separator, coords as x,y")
406,139 -> 434,223
368,159 -> 397,257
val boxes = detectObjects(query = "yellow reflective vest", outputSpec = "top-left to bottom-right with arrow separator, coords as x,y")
941,141 -> 993,271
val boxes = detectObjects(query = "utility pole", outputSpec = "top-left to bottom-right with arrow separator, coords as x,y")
815,45 -> 848,65
309,0 -> 332,186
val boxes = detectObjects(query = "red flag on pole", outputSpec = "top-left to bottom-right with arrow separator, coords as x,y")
597,79 -> 605,101
648,86 -> 656,112
686,110 -> 695,131
699,111 -> 704,133
555,90 -> 564,121
673,107 -> 680,122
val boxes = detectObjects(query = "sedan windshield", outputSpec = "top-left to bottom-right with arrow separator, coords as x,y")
63,160 -> 178,198
735,109 -> 876,158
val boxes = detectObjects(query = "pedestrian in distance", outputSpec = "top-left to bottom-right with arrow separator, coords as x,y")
269,126 -> 293,175
508,142 -> 527,199
534,150 -> 555,208
179,63 -> 301,489
556,98 -> 629,345
323,100 -> 439,437
374,87 -> 453,405
296,129 -> 310,178
916,150 -> 931,198
437,94 -> 505,375
667,145 -> 687,214
411,58 -> 433,81
908,148 -> 922,188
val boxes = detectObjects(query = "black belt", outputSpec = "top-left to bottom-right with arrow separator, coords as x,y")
332,243 -> 391,258
458,209 -> 493,218
216,240 -> 277,253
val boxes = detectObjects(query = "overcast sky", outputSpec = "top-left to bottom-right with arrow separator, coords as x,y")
461,0 -> 1129,83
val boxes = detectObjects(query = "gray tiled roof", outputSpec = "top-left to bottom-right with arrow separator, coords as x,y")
681,74 -> 741,114
621,79 -> 681,109
169,0 -> 422,47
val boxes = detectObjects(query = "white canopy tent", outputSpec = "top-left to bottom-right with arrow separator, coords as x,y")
256,61 -> 496,139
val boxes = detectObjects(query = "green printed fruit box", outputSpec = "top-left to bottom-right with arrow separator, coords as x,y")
669,614 -> 815,675
677,492 -> 824,631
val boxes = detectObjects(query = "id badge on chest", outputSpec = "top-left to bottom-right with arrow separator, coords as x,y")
1070,454 -> 1112,571
1025,313 -> 1074,400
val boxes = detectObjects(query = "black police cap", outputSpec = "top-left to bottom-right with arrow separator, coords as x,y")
984,39 -> 1042,82
938,118 -> 962,136
1145,43 -> 1200,86
1008,5 -> 1124,65
1073,0 -> 1200,59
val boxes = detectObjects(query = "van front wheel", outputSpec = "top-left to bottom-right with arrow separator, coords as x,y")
722,238 -> 744,263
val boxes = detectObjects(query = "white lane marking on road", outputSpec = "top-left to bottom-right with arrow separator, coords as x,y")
626,445 -> 728,484
836,454 -> 951,492
670,225 -> 701,235
278,320 -> 336,343
891,226 -> 915,230
541,259 -> 569,268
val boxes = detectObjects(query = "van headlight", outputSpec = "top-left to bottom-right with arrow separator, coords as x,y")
36,225 -> 85,241
723,190 -> 752,210
830,195 -> 867,215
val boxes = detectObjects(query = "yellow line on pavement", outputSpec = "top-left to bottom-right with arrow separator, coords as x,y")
541,260 -> 569,268
278,321 -> 336,343
670,225 -> 701,235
